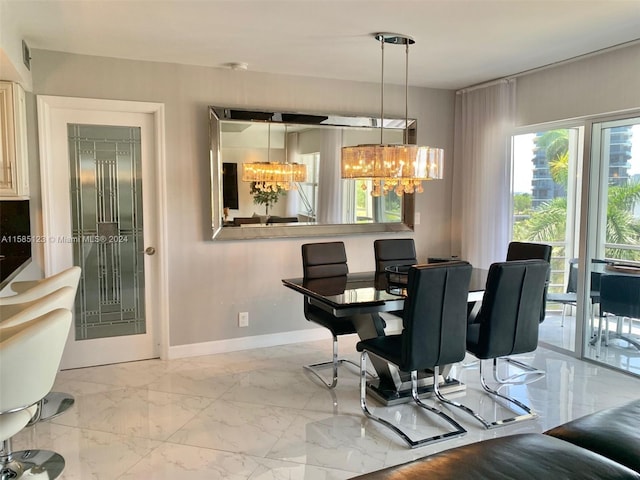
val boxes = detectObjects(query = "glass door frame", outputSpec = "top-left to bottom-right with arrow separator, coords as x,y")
511,109 -> 640,366
510,120 -> 584,357
37,95 -> 169,368
580,110 -> 640,364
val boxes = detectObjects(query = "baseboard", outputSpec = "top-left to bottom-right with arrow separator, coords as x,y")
167,328 -> 332,359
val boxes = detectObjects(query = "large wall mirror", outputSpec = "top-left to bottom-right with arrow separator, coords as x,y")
209,106 -> 416,240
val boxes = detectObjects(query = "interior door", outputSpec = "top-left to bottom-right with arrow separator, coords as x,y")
38,99 -> 163,369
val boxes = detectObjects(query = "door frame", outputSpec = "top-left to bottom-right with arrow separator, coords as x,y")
37,95 -> 170,363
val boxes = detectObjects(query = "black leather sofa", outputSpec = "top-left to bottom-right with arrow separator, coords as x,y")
352,399 -> 640,480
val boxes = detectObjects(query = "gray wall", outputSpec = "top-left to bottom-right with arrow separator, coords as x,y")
516,43 -> 640,126
29,49 -> 456,348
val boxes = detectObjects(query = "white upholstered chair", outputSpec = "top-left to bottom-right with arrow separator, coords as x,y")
1,266 -> 81,304
0,286 -> 76,327
0,309 -> 72,479
0,266 -> 81,422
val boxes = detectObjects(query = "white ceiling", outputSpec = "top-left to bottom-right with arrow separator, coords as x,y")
3,0 -> 640,89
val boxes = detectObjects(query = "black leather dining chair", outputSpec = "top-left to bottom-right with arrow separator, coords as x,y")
301,242 -> 359,388
506,241 -> 552,262
373,238 -> 417,320
506,241 -> 552,323
440,259 -> 549,429
373,238 -> 417,272
547,258 -> 602,328
599,274 -> 640,351
356,261 -> 472,448
502,241 -> 552,378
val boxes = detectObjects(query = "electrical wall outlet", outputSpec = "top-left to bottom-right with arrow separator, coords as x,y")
238,311 -> 249,327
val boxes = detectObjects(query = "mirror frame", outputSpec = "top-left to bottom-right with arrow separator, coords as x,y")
209,106 -> 416,240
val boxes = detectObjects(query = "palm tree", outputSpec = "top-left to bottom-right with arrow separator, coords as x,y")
516,197 -> 567,242
516,129 -> 640,261
605,182 -> 640,260
549,151 -> 569,187
514,130 -> 570,244
536,130 -> 568,170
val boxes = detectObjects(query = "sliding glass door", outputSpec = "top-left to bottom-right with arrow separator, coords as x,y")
511,126 -> 583,354
584,115 -> 640,374
511,113 -> 640,376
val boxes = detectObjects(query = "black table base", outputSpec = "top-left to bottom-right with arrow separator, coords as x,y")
366,376 -> 466,406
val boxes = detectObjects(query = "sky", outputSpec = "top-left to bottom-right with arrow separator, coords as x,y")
512,124 -> 640,194
512,133 -> 535,194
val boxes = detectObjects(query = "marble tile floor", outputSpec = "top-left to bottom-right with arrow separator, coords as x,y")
540,311 -> 640,375
12,336 -> 640,480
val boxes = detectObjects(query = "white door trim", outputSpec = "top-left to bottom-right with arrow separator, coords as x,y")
37,95 -> 170,361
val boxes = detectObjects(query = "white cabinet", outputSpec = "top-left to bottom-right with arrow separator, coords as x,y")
0,81 -> 29,197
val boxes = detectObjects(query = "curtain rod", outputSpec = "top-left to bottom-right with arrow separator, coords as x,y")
456,37 -> 640,95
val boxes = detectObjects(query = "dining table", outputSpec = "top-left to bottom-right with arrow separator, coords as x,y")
282,265 -> 488,405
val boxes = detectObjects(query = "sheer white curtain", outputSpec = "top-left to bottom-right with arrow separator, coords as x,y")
316,129 -> 343,224
454,79 -> 516,268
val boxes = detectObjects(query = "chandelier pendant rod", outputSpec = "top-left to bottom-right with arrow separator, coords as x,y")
380,35 -> 385,145
405,41 -> 409,145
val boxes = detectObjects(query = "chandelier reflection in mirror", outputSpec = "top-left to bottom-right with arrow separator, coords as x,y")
341,33 -> 443,196
242,124 -> 307,192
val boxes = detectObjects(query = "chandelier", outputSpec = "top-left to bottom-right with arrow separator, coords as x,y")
341,33 -> 443,196
242,124 -> 307,192
242,162 -> 307,192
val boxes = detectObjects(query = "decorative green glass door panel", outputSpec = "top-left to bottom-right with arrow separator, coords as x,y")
68,124 -> 145,340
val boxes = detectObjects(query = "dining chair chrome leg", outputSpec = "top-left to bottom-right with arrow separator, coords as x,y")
304,334 -> 341,388
478,360 -> 537,426
410,370 -> 467,442
460,358 -> 479,368
591,312 -> 609,357
359,353 -> 466,448
303,334 -> 363,389
616,334 -> 640,350
495,357 -> 545,384
435,360 -> 537,429
432,366 -> 493,430
607,315 -> 640,351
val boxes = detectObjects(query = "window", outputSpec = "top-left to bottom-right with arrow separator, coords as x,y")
511,127 -> 582,352
297,152 -> 319,221
592,119 -> 640,262
512,128 -> 581,261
